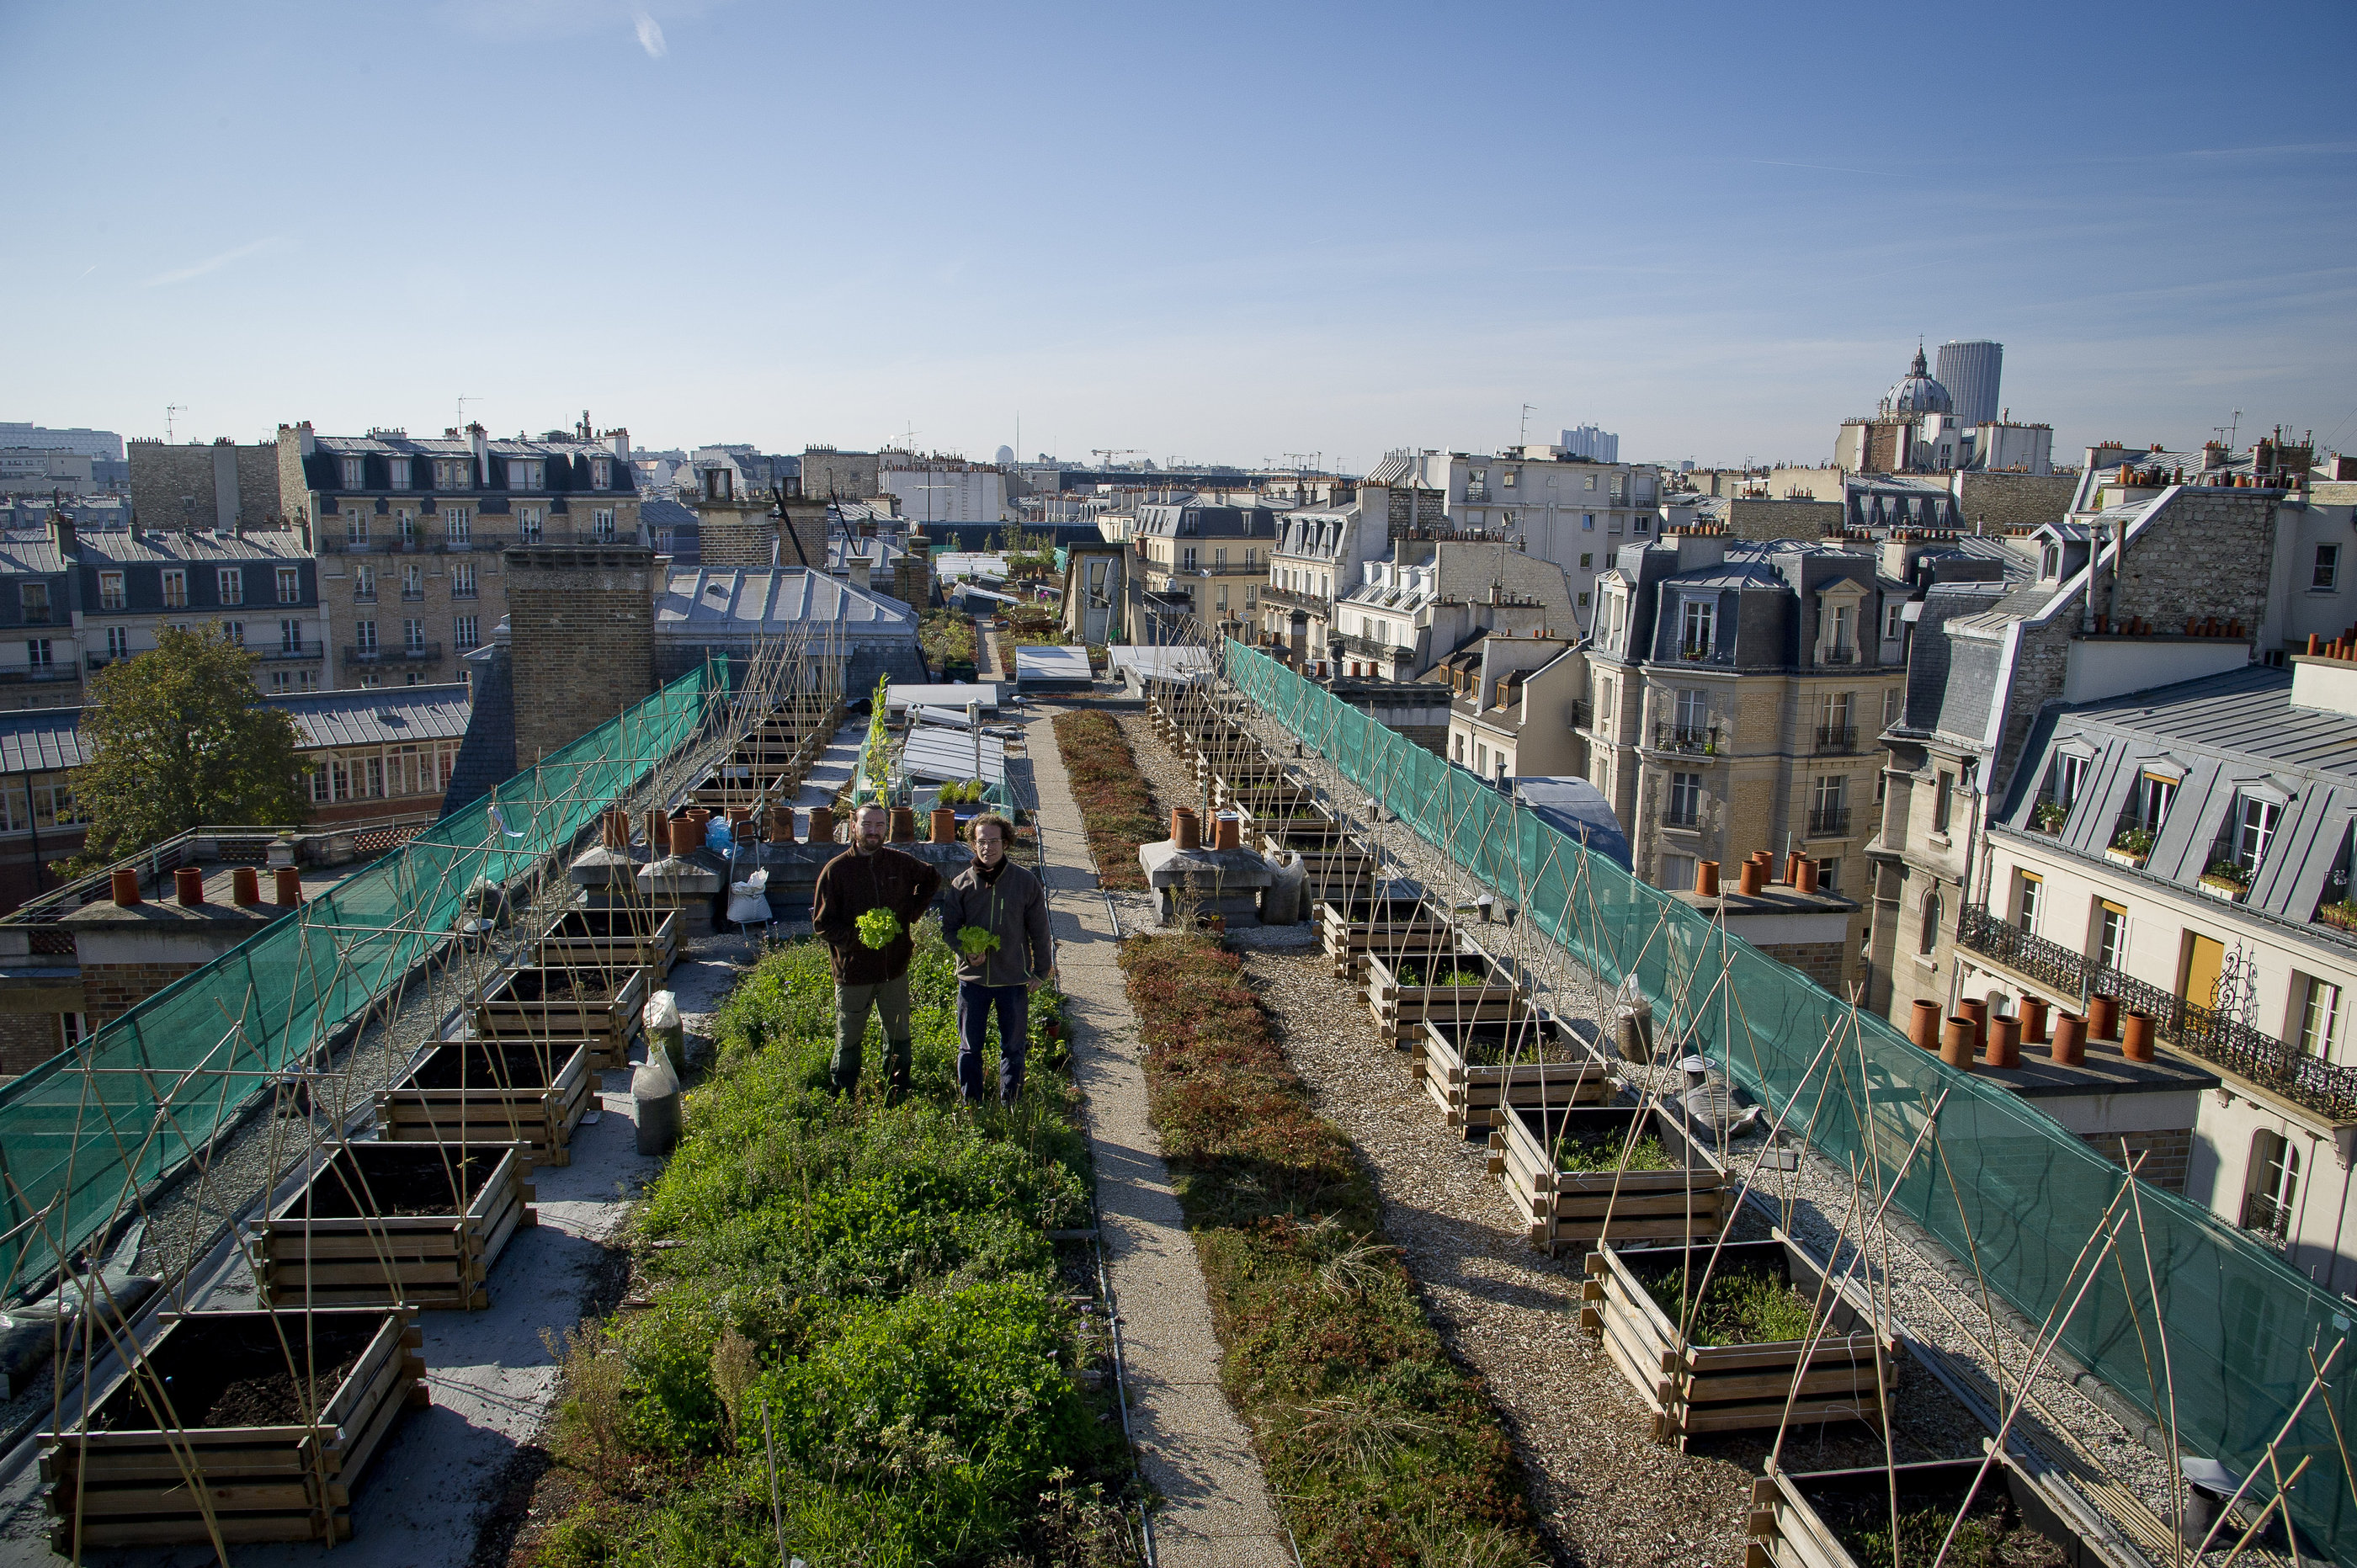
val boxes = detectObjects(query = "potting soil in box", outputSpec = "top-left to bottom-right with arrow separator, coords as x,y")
376,1036 -> 596,1167
253,1141 -> 535,1310
1487,1103 -> 1725,1251
471,960 -> 646,1070
531,904 -> 680,977
1421,1015 -> 1612,1130
42,1307 -> 424,1549
1583,1230 -> 1895,1440
1318,896 -> 1459,978
1748,1458 -> 2072,1568
1364,943 -> 1529,1042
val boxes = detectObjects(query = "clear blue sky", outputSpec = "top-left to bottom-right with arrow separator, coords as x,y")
8,1 -> 2353,472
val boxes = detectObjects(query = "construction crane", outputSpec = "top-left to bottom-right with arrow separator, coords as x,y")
1091,449 -> 1145,470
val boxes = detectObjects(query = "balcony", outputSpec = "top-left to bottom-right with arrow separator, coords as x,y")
1820,645 -> 1858,666
1814,724 -> 1857,754
0,666 -> 77,684
1652,722 -> 1721,756
1331,632 -> 1396,662
401,589 -> 425,602
258,640 -> 326,662
354,589 -> 378,603
343,642 -> 442,666
1260,583 -> 1329,614
1806,805 -> 1852,837
1957,905 -> 2357,1119
1569,699 -> 1590,730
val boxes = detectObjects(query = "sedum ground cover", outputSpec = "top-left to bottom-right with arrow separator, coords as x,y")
1051,713 -> 1157,890
1119,931 -> 1547,1567
527,928 -> 1139,1568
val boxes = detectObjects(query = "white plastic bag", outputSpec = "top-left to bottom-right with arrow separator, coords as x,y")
644,991 -> 681,1034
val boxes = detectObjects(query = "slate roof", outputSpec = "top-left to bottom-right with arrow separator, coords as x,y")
271,683 -> 472,747
0,709 -> 84,773
656,570 -> 918,634
75,529 -> 313,565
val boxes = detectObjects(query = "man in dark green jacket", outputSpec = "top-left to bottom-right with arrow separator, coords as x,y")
936,812 -> 1053,1105
811,802 -> 942,1101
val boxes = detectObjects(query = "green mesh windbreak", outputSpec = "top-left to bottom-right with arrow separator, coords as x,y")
1226,639 -> 2354,1557
0,659 -> 726,1295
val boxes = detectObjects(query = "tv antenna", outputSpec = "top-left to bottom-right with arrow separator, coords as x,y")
1519,404 -> 1536,447
2216,410 -> 2243,451
165,405 -> 185,444
456,394 -> 476,428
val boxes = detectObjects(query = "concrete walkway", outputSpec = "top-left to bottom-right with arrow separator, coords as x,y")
1020,709 -> 1290,1568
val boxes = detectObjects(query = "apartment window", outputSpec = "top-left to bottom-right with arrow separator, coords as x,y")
2232,795 -> 2282,874
2040,544 -> 2061,580
1578,591 -> 1590,606
1667,771 -> 1702,827
1213,547 -> 1228,570
2246,1130 -> 2300,1238
1501,469 -> 1517,488
1182,547 -> 1197,571
161,569 -> 188,609
342,456 -> 364,488
25,640 -> 51,671
453,562 -> 476,598
1828,604 -> 1854,657
279,618 -> 303,652
434,458 -> 471,490
1883,687 -> 1901,727
347,512 -> 369,545
1583,513 -> 1595,531
2094,901 -> 2127,970
298,669 -> 317,690
1885,603 -> 1904,640
455,614 -> 480,651
2296,975 -> 2344,1060
1933,770 -> 1955,833
2014,870 -> 2044,933
1454,733 -> 1466,764
508,459 -> 545,491
1919,893 -> 1943,955
446,508 -> 471,545
400,564 -> 423,601
2130,773 -> 2177,835
1813,773 -> 1847,827
355,565 -> 376,601
1662,853 -> 1696,891
1475,741 -> 1488,773
592,458 -> 611,489
519,508 -> 543,545
309,763 -> 329,804
1583,475 -> 1597,492
219,621 -> 243,647
105,627 -> 130,659
367,755 -> 386,797
2056,753 -> 2088,808
1633,513 -> 1651,535
397,512 -> 417,545
355,619 -> 378,653
1675,688 -> 1708,735
1679,598 -> 1716,656
98,571 -> 125,609
270,669 -> 292,693
2316,545 -> 2341,591
17,583 -> 49,626
593,508 -> 616,543
276,566 -> 301,604
389,457 -> 411,492
215,567 -> 243,606
403,618 -> 426,651
358,674 -> 382,688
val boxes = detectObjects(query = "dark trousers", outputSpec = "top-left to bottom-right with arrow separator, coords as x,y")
955,981 -> 1029,1104
833,973 -> 912,1098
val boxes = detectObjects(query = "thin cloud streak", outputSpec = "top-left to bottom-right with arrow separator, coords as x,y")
141,237 -> 279,289
633,9 -> 666,56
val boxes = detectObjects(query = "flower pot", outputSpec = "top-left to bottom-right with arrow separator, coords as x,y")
2021,995 -> 2050,1044
1987,1015 -> 2020,1070
2051,1012 -> 2085,1066
1939,1017 -> 1978,1071
2121,1010 -> 2155,1063
2087,992 -> 2119,1041
1909,998 -> 1942,1051
930,806 -> 959,844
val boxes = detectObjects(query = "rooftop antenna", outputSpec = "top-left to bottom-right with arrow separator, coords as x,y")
165,405 -> 185,444
456,394 -> 476,428
1519,404 -> 1536,448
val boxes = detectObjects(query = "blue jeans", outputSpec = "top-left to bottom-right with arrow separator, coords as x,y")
955,981 -> 1028,1104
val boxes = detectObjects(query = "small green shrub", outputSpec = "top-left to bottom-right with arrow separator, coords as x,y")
1640,1263 -> 1817,1344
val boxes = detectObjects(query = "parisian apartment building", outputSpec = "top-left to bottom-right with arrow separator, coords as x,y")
277,419 -> 642,690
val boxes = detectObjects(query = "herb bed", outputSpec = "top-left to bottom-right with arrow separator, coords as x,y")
1052,710 -> 1158,890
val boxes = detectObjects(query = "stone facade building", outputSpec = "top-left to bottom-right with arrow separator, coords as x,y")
1328,540 -> 1578,683
279,419 -> 641,690
1580,528 -> 1909,994
1125,499 -> 1279,643
799,447 -> 881,502
129,438 -> 287,532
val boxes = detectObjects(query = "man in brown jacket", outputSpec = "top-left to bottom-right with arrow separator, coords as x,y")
811,802 -> 942,1100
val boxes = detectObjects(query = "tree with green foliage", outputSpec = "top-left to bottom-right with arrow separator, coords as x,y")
68,626 -> 307,872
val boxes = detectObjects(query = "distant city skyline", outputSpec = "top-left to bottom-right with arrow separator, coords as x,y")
5,1 -> 2351,476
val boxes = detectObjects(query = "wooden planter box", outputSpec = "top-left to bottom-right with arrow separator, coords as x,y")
375,1037 -> 596,1167
41,1307 -> 425,1549
1487,1103 -> 1727,1252
1746,1456 -> 2077,1568
1582,1231 -> 1895,1440
1364,944 -> 1530,1042
1264,824 -> 1378,902
253,1142 -> 535,1310
1221,779 -> 1318,816
1421,1015 -> 1614,1129
531,905 -> 679,978
1317,896 -> 1458,978
471,962 -> 647,1070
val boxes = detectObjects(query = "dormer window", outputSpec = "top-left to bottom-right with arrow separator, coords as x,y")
593,458 -> 612,490
509,458 -> 545,491
434,458 -> 471,491
341,457 -> 365,489
2040,543 -> 2061,580
389,458 -> 411,491
1680,598 -> 1716,658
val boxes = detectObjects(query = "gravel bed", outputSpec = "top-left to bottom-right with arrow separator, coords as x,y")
1242,947 -> 1990,1568
1168,693 -> 2237,1566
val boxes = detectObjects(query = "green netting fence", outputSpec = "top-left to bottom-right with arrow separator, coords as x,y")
1226,638 -> 2357,1560
0,658 -> 728,1297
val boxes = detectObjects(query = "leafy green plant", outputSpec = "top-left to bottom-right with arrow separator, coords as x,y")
2032,801 -> 2068,832
858,907 -> 903,949
955,927 -> 1002,959
1555,1130 -> 1673,1173
2110,826 -> 2154,857
1639,1264 -> 1817,1344
2205,858 -> 2252,887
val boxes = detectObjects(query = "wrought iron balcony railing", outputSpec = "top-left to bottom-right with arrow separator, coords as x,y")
1815,724 -> 1857,754
343,642 -> 443,665
1806,806 -> 1852,837
1957,904 -> 2357,1119
1653,722 -> 1721,755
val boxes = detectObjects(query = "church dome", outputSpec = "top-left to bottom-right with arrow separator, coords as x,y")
1879,347 -> 1953,417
